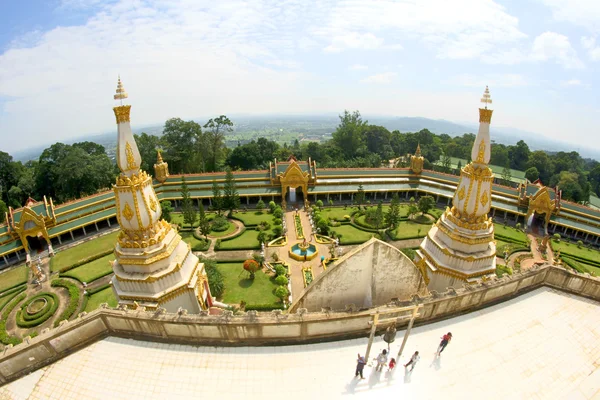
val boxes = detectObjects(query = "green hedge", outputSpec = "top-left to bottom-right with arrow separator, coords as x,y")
558,252 -> 600,269
244,303 -> 284,311
219,226 -> 247,242
16,293 -> 60,328
59,249 -> 114,273
562,256 -> 595,275
189,230 -> 211,251
0,291 -> 27,345
87,283 -> 111,295
20,293 -> 57,321
495,233 -> 528,247
385,229 -> 423,241
495,264 -> 513,277
351,218 -> 383,233
0,284 -> 27,299
229,214 -> 258,227
51,279 -> 81,327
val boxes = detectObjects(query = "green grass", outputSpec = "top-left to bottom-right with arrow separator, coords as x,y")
0,287 -> 25,311
391,221 -> 429,240
0,265 -> 28,293
180,231 -> 210,250
318,207 -> 354,221
581,262 -> 600,276
84,287 -> 118,312
219,230 -> 260,250
330,225 -> 377,245
428,207 -> 445,219
61,254 -> 114,283
551,240 -> 600,264
231,211 -> 274,226
217,263 -> 280,305
209,222 -> 237,237
51,231 -> 119,272
494,224 -> 527,244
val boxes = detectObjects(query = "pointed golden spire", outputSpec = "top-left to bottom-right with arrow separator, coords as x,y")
480,85 -> 492,109
114,75 -> 128,102
415,143 -> 422,157
156,149 -> 164,163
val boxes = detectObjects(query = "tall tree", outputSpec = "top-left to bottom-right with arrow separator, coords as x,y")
525,167 -> 540,182
160,200 -> 173,222
440,150 -> 451,173
180,177 -> 196,228
134,132 -> 163,175
211,180 -> 223,215
355,184 -> 366,209
501,163 -> 512,185
162,118 -> 205,173
374,201 -> 384,229
198,202 -> 211,239
418,195 -> 435,215
332,110 -> 367,158
508,140 -> 530,171
204,115 -> 233,172
0,200 -> 7,223
385,193 -> 401,228
223,168 -> 240,215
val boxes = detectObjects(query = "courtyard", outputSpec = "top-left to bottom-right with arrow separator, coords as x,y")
0,287 -> 598,399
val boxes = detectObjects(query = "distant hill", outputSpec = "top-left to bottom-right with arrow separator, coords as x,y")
12,115 -> 600,163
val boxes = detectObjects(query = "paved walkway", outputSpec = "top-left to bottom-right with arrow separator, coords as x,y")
1,287 -> 598,399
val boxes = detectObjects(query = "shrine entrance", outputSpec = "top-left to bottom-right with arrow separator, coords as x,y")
286,186 -> 304,206
278,160 -> 310,209
26,233 -> 49,254
525,186 -> 555,237
527,212 -> 548,236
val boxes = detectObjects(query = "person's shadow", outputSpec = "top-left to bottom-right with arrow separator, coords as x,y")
430,353 -> 442,371
403,367 -> 413,384
368,366 -> 382,388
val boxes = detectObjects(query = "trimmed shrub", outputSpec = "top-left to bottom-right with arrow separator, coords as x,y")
274,285 -> 289,301
87,283 -> 111,295
274,265 -> 287,277
16,293 -> 60,328
204,260 -> 224,298
0,291 -> 27,345
215,239 -> 222,250
51,279 -> 81,327
58,249 -> 114,273
211,215 -> 230,232
273,218 -> 282,226
553,233 -> 561,242
258,221 -> 271,231
244,303 -> 284,311
275,275 -> 289,286
273,207 -> 283,219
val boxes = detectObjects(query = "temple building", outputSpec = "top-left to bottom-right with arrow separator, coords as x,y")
416,87 -> 497,291
109,78 -> 211,312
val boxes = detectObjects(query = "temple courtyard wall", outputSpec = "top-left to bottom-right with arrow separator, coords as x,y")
0,264 -> 598,385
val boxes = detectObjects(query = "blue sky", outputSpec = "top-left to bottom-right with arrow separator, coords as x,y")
0,0 -> 599,154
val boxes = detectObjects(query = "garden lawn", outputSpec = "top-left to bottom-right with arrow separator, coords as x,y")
392,221 -> 428,240
84,287 -> 118,312
0,265 -> 28,292
217,263 -> 279,306
209,222 -> 237,237
330,225 -> 376,245
231,211 -> 274,227
219,230 -> 260,250
180,232 -> 210,251
62,254 -> 114,283
51,231 -> 119,272
494,224 -> 527,244
427,207 -> 445,219
319,207 -> 354,221
551,240 -> 600,264
171,212 -> 198,228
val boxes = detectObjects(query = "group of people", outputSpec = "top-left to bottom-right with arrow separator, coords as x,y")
354,332 -> 452,379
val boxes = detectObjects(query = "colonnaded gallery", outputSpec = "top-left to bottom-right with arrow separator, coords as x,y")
0,81 -> 598,397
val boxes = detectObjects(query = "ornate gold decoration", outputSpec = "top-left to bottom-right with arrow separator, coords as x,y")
458,186 -> 466,201
526,186 -> 556,224
115,246 -> 189,282
122,203 -> 134,221
149,196 -> 157,212
425,232 -> 495,262
472,180 -> 482,218
114,76 -> 128,100
446,207 -> 493,230
131,190 -> 145,230
462,176 -> 475,216
8,206 -> 52,253
278,160 -> 310,208
116,221 -> 172,251
411,143 -> 424,175
125,142 -> 137,170
463,163 -> 494,180
154,150 -> 169,183
420,251 -> 495,281
481,191 -> 489,207
113,105 -> 131,124
476,140 -> 486,163
479,108 -> 493,124
415,258 -> 430,285
435,220 -> 494,245
115,170 -> 152,187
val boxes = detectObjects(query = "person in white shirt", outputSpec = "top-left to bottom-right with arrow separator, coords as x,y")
404,351 -> 420,371
375,349 -> 388,372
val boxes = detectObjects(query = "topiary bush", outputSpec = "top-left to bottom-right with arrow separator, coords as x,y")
273,207 -> 283,219
51,279 -> 81,327
16,293 -> 60,328
275,275 -> 288,286
273,218 -> 282,226
274,285 -> 289,302
553,233 -> 561,242
203,260 -> 224,298
0,290 -> 27,345
211,215 -> 230,232
274,265 -> 287,277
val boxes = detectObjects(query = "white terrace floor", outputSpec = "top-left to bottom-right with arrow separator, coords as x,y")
1,287 -> 599,400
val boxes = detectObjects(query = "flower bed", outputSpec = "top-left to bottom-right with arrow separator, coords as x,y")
294,214 -> 304,239
268,236 -> 287,247
315,234 -> 335,244
302,266 -> 314,287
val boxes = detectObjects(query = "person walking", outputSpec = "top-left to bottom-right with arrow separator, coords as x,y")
437,332 -> 452,355
355,354 -> 366,379
388,357 -> 396,371
404,351 -> 420,371
375,349 -> 388,372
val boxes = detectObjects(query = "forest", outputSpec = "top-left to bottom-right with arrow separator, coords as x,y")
1,111 -> 599,222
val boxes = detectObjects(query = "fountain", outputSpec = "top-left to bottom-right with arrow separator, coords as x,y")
289,238 -> 319,261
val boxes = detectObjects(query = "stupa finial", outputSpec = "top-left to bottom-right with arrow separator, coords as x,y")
415,143 -> 422,156
480,86 -> 492,109
114,75 -> 128,105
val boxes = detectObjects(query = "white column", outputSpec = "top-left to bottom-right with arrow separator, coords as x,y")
2,255 -> 7,265
107,218 -> 111,227
385,191 -> 388,200
95,222 -> 99,231
339,193 -> 342,201
82,226 -> 87,236
16,252 -> 21,261
246,196 -> 250,205
70,231 -> 75,241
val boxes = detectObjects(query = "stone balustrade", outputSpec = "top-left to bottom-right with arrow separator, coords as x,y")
0,264 -> 598,384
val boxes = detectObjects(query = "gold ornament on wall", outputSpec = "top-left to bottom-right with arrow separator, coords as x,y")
123,202 -> 134,221
149,196 -> 157,212
125,142 -> 137,170
458,186 -> 466,201
481,191 -> 489,207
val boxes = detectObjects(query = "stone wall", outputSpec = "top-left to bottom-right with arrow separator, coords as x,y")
0,264 -> 598,384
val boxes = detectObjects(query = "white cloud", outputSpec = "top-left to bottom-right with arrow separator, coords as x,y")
581,36 -> 600,61
537,0 -> 600,34
323,32 -> 402,53
313,0 -> 526,59
349,64 -> 368,71
561,79 -> 582,86
531,32 -> 584,69
450,74 -> 529,88
360,72 -> 397,84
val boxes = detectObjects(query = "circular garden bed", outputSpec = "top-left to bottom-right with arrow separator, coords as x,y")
16,292 -> 60,328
